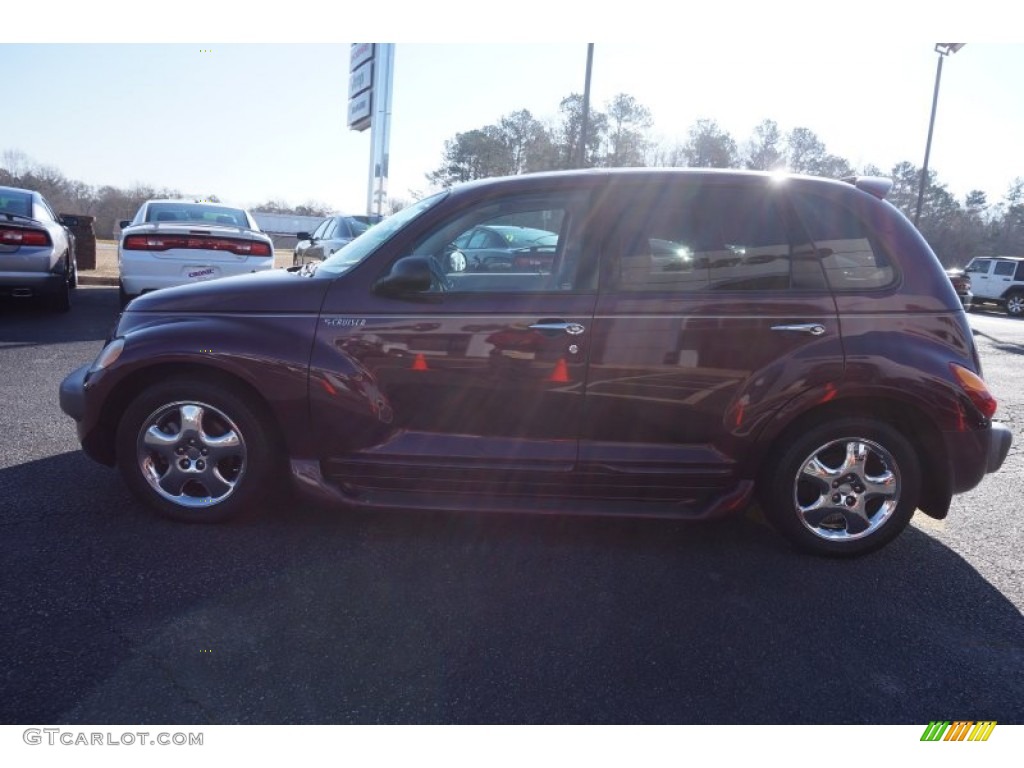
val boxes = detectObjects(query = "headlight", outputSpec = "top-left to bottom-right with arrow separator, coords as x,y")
89,337 -> 125,373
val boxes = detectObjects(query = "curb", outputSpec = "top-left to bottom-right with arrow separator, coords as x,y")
78,275 -> 120,287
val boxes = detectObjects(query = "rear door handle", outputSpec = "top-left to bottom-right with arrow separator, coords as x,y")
529,321 -> 586,335
771,323 -> 826,336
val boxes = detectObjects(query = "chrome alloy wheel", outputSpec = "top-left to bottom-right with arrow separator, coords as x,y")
136,401 -> 247,508
1006,293 -> 1024,317
793,438 -> 900,541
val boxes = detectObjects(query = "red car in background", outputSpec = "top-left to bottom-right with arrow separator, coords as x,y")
945,267 -> 973,310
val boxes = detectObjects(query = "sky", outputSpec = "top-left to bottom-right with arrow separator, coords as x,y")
3,2 -> 1023,217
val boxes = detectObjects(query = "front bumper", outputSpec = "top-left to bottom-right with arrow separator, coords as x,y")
59,364 -> 89,422
59,364 -> 114,465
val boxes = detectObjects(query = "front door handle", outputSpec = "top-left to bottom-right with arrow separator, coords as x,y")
529,321 -> 586,336
771,323 -> 826,336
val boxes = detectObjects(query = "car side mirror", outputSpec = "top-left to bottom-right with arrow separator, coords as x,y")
118,220 -> 131,229
373,256 -> 434,296
296,231 -> 311,241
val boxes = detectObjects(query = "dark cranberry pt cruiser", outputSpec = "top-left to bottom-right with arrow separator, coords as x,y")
60,170 -> 1012,556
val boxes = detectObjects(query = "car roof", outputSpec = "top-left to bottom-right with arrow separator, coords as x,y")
445,167 -> 884,204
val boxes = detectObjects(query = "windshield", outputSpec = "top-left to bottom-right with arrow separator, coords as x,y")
318,191 -> 448,276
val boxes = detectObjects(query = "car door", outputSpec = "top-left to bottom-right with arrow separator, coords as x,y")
296,218 -> 329,266
579,177 -> 843,510
306,217 -> 339,264
989,260 -> 1018,299
308,187 -> 599,501
966,259 -> 995,299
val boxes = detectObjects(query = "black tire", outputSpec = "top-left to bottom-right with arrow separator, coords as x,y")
47,260 -> 72,312
69,256 -> 78,289
1005,291 -> 1024,318
758,417 -> 920,557
118,281 -> 134,308
115,377 -> 282,523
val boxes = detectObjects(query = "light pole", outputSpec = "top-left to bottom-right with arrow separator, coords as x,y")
577,44 -> 594,169
914,43 -> 965,226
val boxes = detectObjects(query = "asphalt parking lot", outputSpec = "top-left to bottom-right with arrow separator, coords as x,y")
1,287 -> 1021,724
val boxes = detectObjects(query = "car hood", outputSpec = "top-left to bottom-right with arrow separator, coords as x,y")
126,268 -> 331,314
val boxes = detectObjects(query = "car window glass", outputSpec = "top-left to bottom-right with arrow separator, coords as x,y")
408,191 -> 590,293
310,219 -> 328,239
611,185 -> 818,292
319,191 -> 449,276
993,261 -> 1016,277
790,192 -> 894,291
33,200 -> 56,223
322,218 -> 340,240
1016,263 -> 1024,281
350,219 -> 369,237
467,230 -> 491,249
966,259 -> 991,274
145,203 -> 247,226
0,191 -> 32,216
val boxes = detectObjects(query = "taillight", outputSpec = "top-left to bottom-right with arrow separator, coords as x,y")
123,234 -> 271,256
0,226 -> 51,247
950,363 -> 998,420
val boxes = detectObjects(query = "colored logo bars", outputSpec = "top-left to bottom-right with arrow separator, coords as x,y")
920,721 -> 997,741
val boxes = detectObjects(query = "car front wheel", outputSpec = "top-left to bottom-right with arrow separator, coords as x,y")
759,418 -> 920,557
115,378 -> 281,522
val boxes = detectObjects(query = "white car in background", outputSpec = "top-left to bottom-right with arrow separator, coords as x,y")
118,200 -> 274,306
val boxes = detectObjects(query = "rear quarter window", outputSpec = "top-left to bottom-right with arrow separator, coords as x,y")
790,192 -> 896,291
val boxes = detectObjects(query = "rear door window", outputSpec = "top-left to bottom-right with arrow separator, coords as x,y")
609,184 -> 825,292
993,261 -> 1016,277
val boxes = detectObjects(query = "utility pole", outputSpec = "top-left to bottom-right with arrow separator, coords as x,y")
577,44 -> 594,169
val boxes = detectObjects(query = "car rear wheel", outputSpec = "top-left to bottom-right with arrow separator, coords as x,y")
47,260 -> 71,312
1005,291 -> 1024,317
118,281 -> 135,308
115,377 -> 281,522
759,418 -> 920,557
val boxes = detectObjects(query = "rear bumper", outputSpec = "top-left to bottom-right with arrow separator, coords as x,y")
987,422 -> 1013,473
0,271 -> 65,297
944,421 -> 1013,496
120,250 -> 274,294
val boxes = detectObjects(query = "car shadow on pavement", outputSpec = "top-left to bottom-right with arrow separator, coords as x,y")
2,451 -> 1022,725
0,287 -> 118,345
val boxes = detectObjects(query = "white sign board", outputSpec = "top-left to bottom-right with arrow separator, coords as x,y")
349,60 -> 373,99
347,90 -> 372,131
350,43 -> 373,70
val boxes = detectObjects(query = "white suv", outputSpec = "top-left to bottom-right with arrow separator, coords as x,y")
118,200 -> 275,306
963,256 -> 1024,317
